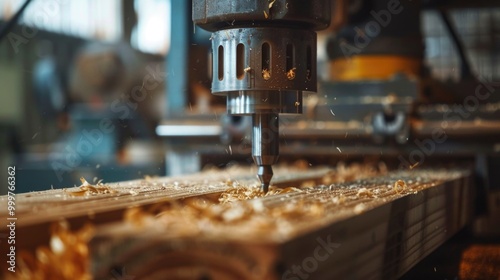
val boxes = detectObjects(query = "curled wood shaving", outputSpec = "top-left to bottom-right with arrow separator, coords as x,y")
394,180 -> 407,194
262,68 -> 271,80
65,178 -> 117,197
269,0 -> 276,9
356,187 -> 374,198
286,67 -> 296,80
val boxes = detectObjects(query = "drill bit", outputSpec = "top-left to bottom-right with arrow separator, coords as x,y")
252,113 -> 279,193
257,165 -> 273,193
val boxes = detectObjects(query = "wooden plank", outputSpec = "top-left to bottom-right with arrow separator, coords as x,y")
0,166 -> 335,257
87,168 -> 473,280
0,166 -> 471,279
1,167 -> 334,225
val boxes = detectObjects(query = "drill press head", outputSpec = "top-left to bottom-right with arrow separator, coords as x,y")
193,0 -> 330,192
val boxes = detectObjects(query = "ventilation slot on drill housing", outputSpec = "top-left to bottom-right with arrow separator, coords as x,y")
286,43 -> 295,80
236,43 -> 245,80
261,42 -> 271,80
306,45 -> 312,81
218,45 -> 224,81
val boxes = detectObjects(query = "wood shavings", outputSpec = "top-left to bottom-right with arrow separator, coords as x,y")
263,10 -> 268,19
221,206 -> 247,222
394,180 -> 407,194
410,162 -> 419,170
65,178 -> 117,197
269,0 -> 277,9
286,67 -> 296,80
331,195 -> 346,205
129,189 -> 139,196
118,183 -> 326,241
262,68 -> 271,80
218,186 -> 300,203
124,163 -> 391,239
8,164 -> 463,280
300,180 -> 317,188
353,204 -> 366,214
219,187 -> 262,203
124,207 -> 155,228
250,200 -> 265,213
356,187 -> 374,198
12,221 -> 94,280
144,175 -> 157,181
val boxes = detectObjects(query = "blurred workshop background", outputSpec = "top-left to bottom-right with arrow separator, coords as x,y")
0,0 -> 173,193
0,0 -> 499,195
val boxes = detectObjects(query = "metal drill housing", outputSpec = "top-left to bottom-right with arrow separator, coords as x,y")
193,0 -> 331,191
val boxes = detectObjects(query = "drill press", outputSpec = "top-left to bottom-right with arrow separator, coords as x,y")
193,0 -> 330,192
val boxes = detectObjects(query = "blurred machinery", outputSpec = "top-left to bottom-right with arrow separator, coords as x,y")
158,0 -> 500,233
15,41 -> 166,192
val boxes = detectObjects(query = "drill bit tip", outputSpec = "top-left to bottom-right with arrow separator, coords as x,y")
257,165 -> 273,193
261,182 -> 269,193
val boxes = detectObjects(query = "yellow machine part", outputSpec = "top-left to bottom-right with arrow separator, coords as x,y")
330,55 -> 421,81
